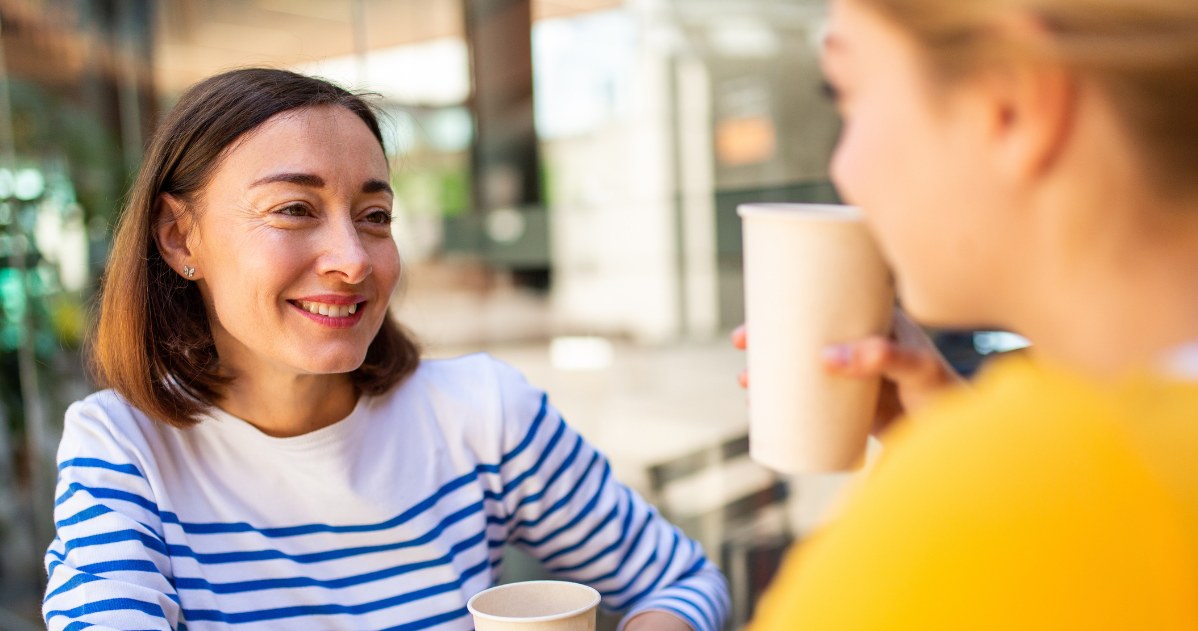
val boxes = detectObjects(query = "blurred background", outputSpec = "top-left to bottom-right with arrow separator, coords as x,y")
0,0 -> 1027,627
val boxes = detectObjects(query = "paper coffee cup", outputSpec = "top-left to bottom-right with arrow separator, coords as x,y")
467,580 -> 600,631
738,203 -> 894,473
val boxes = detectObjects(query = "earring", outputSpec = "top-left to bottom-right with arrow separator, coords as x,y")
183,265 -> 195,279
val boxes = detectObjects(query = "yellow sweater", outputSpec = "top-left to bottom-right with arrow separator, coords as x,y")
749,356 -> 1198,630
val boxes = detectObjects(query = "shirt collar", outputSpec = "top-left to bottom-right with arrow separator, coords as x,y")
1160,342 -> 1198,381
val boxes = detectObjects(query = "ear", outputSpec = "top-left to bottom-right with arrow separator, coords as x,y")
154,193 -> 200,279
986,26 -> 1077,185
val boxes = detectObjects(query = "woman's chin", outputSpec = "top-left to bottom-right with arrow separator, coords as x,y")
297,354 -> 370,377
900,290 -> 988,331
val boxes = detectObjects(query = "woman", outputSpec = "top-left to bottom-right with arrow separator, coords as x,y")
43,68 -> 727,631
746,0 -> 1198,628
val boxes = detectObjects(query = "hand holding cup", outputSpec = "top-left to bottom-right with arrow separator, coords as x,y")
734,308 -> 963,439
738,203 -> 895,472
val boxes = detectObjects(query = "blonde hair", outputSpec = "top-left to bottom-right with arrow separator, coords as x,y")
862,0 -> 1198,196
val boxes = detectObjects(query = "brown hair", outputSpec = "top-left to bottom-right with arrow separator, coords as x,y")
91,68 -> 421,427
860,0 -> 1198,196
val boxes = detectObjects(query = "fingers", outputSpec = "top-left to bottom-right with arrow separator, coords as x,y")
731,325 -> 747,350
733,325 -> 748,388
872,378 -> 905,434
823,336 -> 942,386
890,307 -> 935,351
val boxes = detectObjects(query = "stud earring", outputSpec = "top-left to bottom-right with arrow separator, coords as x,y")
183,265 -> 195,279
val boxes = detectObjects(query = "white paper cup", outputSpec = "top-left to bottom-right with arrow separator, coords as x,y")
467,580 -> 600,631
739,203 -> 894,473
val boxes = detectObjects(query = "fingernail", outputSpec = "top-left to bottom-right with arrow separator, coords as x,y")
822,344 -> 850,366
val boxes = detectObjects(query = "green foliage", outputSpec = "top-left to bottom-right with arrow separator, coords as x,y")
393,163 -> 473,218
7,78 -> 127,229
438,167 -> 471,217
1,79 -> 123,436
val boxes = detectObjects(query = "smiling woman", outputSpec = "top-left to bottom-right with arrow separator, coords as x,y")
153,103 -> 402,435
93,69 -> 420,432
44,69 -> 728,631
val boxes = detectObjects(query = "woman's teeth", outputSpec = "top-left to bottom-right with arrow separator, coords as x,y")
298,301 -> 358,318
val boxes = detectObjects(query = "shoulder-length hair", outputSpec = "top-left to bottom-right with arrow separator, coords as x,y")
91,67 -> 421,427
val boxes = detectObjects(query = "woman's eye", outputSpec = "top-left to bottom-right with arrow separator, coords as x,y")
819,79 -> 841,103
277,203 -> 312,217
364,209 -> 393,225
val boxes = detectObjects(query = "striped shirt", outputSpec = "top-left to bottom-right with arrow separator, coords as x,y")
44,353 -> 729,630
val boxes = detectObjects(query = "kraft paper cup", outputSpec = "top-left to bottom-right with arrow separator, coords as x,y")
738,203 -> 894,473
467,580 -> 600,631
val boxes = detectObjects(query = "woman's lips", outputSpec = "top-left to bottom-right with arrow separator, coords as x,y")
288,299 -> 366,328
295,300 -> 359,318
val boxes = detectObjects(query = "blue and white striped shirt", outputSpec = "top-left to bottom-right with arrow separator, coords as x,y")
44,354 -> 729,630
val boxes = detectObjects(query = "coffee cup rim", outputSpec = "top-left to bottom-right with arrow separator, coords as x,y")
467,580 -> 602,623
737,203 -> 862,221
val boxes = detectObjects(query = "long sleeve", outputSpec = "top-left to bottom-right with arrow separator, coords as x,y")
44,399 -> 183,631
485,360 -> 730,631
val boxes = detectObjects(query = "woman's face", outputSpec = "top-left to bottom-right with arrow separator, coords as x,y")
822,0 -> 1021,328
186,105 -> 398,380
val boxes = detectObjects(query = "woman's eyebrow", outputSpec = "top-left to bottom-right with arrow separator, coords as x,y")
362,179 -> 392,195
250,172 -> 325,188
248,173 -> 391,195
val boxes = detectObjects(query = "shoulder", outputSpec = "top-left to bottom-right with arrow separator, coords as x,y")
62,390 -> 166,453
409,352 -> 526,391
394,353 -> 549,459
869,357 -> 1178,542
770,357 -> 1198,626
880,355 -> 1170,501
878,356 -> 1123,490
405,353 -> 543,413
57,390 -> 170,488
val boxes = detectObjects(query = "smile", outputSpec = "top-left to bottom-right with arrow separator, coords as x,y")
297,300 -> 359,318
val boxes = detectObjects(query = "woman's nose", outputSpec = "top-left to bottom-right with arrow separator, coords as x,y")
316,220 -> 373,283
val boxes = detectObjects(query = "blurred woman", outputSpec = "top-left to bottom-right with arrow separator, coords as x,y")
748,0 -> 1198,627
43,68 -> 727,631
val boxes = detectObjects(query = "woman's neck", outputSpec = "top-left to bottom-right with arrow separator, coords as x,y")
1021,280 -> 1198,380
993,89 -> 1198,380
1016,187 -> 1198,379
215,371 -> 359,438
